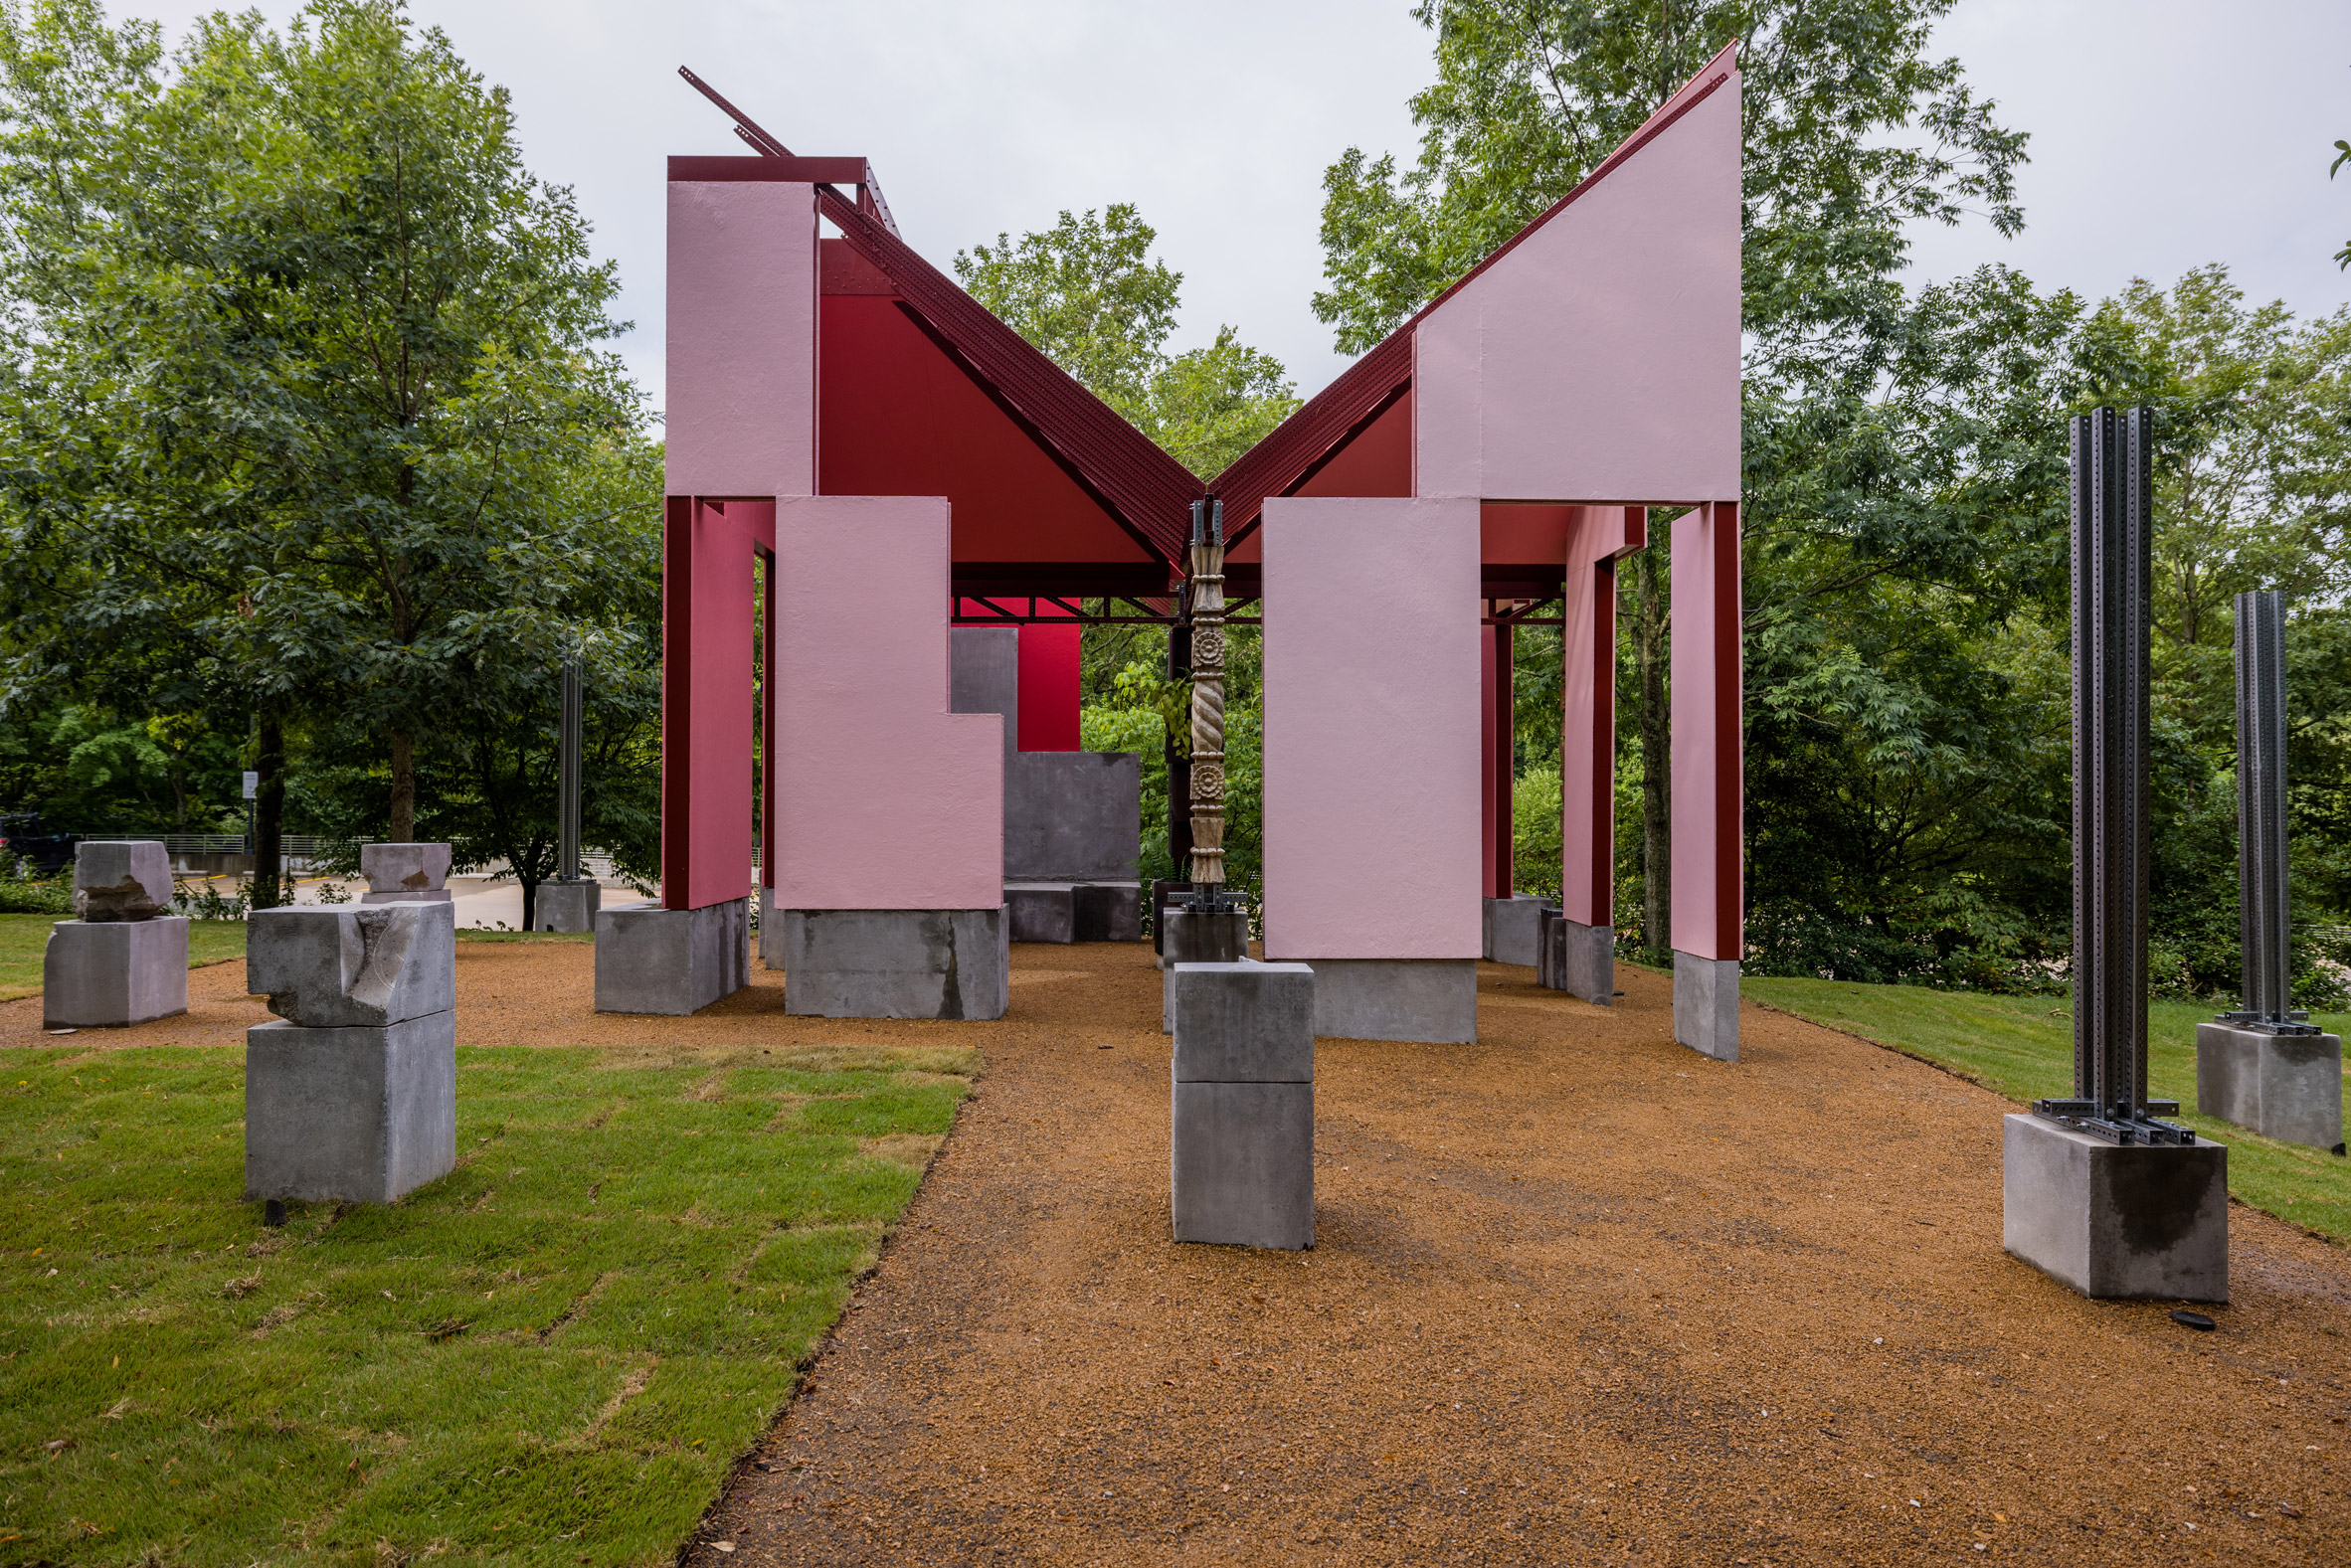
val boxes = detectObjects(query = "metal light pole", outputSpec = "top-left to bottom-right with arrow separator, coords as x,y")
1185,499 -> 1228,911
2035,406 -> 2191,1144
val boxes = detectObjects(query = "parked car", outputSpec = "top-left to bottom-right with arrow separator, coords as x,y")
0,813 -> 77,876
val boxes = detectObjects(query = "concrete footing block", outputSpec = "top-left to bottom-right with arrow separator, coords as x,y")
595,899 -> 749,1015
1673,954 -> 1738,1061
1006,883 -> 1076,944
1162,907 -> 1250,1031
2196,1023 -> 2344,1151
2002,1113 -> 2228,1302
245,1011 -> 456,1203
1482,894 -> 1553,966
42,918 -> 189,1028
535,878 -> 602,934
1537,912 -> 1615,1005
1172,961 -> 1314,1250
1151,881 -> 1190,957
776,907 -> 1007,1019
248,902 -> 455,1027
1073,882 -> 1143,942
1293,958 -> 1477,1044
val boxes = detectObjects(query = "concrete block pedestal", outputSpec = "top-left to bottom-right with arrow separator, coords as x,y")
1673,954 -> 1739,1061
2002,1113 -> 2228,1302
774,907 -> 1007,1019
1537,912 -> 1614,1006
596,900 -> 749,1015
2197,1023 -> 2344,1151
1482,894 -> 1553,967
1009,881 -> 1147,945
1171,961 -> 1314,1250
43,917 -> 189,1028
1162,907 -> 1249,1032
1297,958 -> 1476,1044
535,878 -> 602,934
246,1012 -> 457,1203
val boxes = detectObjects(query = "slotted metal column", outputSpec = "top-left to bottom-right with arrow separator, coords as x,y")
2218,591 -> 2315,1034
559,657 -> 583,883
2037,407 -> 2190,1143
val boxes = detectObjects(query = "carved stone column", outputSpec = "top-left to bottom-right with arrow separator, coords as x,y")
1187,499 -> 1228,900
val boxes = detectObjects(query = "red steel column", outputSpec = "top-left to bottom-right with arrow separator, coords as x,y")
761,545 -> 778,891
660,497 -> 758,912
1562,507 -> 1644,928
1669,500 -> 1742,960
1480,616 -> 1515,898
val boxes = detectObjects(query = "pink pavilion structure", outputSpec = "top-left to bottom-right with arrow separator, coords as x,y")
601,47 -> 1745,1058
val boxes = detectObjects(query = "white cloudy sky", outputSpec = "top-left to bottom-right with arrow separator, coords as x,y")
122,0 -> 2351,416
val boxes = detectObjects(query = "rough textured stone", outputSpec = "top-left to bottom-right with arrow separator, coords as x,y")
595,899 -> 749,1015
1162,907 -> 1250,1032
1537,912 -> 1615,1006
1006,883 -> 1077,945
775,907 -> 1007,1020
534,878 -> 603,934
72,840 -> 173,922
2196,1022 -> 2345,1151
42,917 -> 188,1028
245,1011 -> 456,1204
1482,894 -> 1553,966
360,842 -> 453,904
248,902 -> 456,1028
1673,954 -> 1738,1061
1172,1083 -> 1315,1250
2002,1114 -> 2228,1302
1298,958 -> 1477,1044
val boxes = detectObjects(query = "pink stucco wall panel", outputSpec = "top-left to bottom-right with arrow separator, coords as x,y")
1412,70 -> 1740,504
667,180 -> 817,499
1260,497 -> 1484,960
771,495 -> 1002,910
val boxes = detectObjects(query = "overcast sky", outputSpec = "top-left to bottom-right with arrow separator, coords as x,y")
124,0 -> 2351,418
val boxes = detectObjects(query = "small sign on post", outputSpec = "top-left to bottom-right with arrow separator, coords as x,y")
243,771 -> 260,800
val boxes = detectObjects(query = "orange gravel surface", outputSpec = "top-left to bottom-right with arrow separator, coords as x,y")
13,940 -> 2349,1564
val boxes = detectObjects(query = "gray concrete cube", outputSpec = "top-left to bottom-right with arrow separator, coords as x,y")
245,1011 -> 456,1204
248,901 -> 455,1028
72,840 -> 174,922
1537,912 -> 1615,1006
1297,958 -> 1477,1044
359,841 -> 452,904
43,917 -> 188,1028
1482,894 -> 1553,966
1673,953 -> 1739,1061
1006,883 -> 1076,944
774,906 -> 1006,1020
1072,881 -> 1143,943
2002,1113 -> 2228,1302
2196,1022 -> 2344,1151
1173,962 -> 1314,1083
534,878 -> 603,934
595,899 -> 748,1015
1172,1082 -> 1315,1250
1162,907 -> 1250,1031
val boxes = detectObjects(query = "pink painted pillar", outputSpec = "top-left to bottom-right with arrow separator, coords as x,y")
1669,499 -> 1742,1059
1561,507 -> 1645,928
1480,618 -> 1514,899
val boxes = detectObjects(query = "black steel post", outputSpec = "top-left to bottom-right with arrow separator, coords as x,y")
2037,407 -> 2189,1142
559,658 -> 583,883
2218,591 -> 2314,1034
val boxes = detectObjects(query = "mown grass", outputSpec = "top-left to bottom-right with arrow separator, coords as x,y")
0,1040 -> 975,1565
0,915 -> 249,1003
1744,976 -> 2351,1246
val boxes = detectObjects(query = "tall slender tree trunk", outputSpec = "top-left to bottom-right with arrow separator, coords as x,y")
1636,546 -> 1670,959
253,713 -> 286,911
389,729 -> 416,841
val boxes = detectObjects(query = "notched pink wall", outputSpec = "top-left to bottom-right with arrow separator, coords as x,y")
772,495 -> 1003,910
667,180 -> 817,499
1260,497 -> 1484,960
1412,68 -> 1740,504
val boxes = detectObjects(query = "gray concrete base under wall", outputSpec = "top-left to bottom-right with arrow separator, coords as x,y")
1288,958 -> 1477,1044
44,917 -> 188,1028
775,907 -> 1007,1020
594,899 -> 748,1015
535,878 -> 602,934
1482,895 -> 1553,966
2197,1022 -> 2345,1151
245,1010 -> 457,1204
2002,1113 -> 2228,1302
1007,881 -> 1144,944
1673,954 -> 1739,1061
1537,912 -> 1614,1005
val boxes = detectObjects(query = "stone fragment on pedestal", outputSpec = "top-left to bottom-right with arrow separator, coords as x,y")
2002,1114 -> 2228,1302
1171,960 -> 1314,1250
244,900 -> 457,1205
72,839 -> 174,922
2196,1023 -> 2344,1152
359,842 -> 453,904
43,918 -> 189,1028
535,877 -> 602,934
1162,906 -> 1248,1032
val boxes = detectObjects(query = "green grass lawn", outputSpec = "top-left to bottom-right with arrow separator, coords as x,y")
1744,976 -> 2351,1246
0,1040 -> 974,1566
0,914 -> 249,1003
